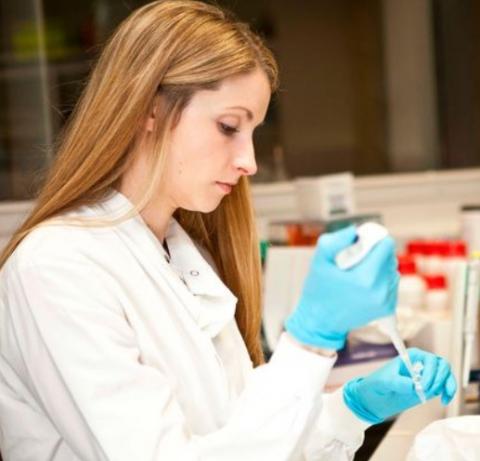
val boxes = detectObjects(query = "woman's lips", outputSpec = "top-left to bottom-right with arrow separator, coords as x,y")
215,182 -> 233,194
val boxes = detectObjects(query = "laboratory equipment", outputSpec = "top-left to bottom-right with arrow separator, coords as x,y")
284,225 -> 397,350
423,275 -> 448,312
294,172 -> 356,221
397,254 -> 426,312
412,362 -> 426,405
461,205 -> 480,254
335,222 -> 427,404
462,257 -> 480,388
335,222 -> 388,269
407,240 -> 427,273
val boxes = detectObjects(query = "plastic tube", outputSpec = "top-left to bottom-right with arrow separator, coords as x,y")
377,316 -> 426,403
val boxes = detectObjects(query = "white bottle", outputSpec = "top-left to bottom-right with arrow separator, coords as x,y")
443,241 -> 467,296
406,240 -> 427,274
397,254 -> 426,311
422,241 -> 444,275
424,274 -> 448,312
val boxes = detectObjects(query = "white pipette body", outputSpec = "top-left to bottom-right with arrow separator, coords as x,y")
335,222 -> 426,403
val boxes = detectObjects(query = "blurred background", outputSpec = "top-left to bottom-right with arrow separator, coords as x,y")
1,0 -> 480,199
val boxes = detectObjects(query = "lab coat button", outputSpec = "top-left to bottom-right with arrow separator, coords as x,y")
190,270 -> 200,276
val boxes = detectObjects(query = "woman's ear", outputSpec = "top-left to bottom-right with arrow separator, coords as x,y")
145,95 -> 161,132
145,115 -> 155,132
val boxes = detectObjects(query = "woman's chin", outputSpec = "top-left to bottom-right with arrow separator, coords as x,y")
182,197 -> 223,214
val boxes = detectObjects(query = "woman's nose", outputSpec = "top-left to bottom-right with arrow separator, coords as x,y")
233,139 -> 257,176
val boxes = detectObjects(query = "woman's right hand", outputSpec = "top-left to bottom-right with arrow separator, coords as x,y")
284,225 -> 399,350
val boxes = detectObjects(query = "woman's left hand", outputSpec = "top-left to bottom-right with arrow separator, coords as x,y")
343,348 -> 457,424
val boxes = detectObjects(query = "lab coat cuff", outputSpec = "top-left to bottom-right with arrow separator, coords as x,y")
269,333 -> 337,397
319,387 -> 371,445
303,387 -> 370,459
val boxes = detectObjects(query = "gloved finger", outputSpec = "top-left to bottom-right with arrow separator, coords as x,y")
318,225 -> 357,262
385,278 -> 399,311
397,348 -> 427,377
427,357 -> 451,398
441,374 -> 457,405
387,277 -> 400,299
385,375 -> 415,395
401,349 -> 438,391
405,347 -> 427,363
417,352 -> 438,391
387,258 -> 401,280
383,258 -> 400,289
358,236 -> 396,273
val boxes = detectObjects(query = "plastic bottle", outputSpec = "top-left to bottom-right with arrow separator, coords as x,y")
406,240 -> 427,274
444,241 -> 467,281
423,241 -> 445,275
397,254 -> 427,311
423,274 -> 448,312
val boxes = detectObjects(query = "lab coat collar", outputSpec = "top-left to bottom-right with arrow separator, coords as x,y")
165,219 -> 225,297
99,189 -> 237,338
164,218 -> 238,337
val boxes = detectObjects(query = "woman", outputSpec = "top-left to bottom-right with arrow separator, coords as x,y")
0,1 -> 456,460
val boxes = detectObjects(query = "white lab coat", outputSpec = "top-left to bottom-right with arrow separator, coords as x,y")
0,189 -> 369,461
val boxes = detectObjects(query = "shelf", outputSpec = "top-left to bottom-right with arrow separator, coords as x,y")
0,59 -> 91,79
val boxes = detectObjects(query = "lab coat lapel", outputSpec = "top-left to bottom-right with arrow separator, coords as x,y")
165,219 -> 238,338
99,190 -> 237,339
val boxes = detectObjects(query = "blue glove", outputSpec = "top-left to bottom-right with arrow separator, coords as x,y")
343,348 -> 457,424
285,225 -> 399,350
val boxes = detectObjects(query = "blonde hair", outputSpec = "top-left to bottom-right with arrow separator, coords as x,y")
0,0 -> 278,366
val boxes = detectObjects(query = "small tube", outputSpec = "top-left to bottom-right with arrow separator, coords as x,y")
378,316 -> 427,404
412,362 -> 427,403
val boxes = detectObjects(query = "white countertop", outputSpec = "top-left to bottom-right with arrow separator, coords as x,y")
369,382 -> 446,460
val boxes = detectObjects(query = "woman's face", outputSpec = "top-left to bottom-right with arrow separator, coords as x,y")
159,67 -> 271,213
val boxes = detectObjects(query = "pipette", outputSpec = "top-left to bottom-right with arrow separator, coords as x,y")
335,222 -> 427,404
376,315 -> 426,403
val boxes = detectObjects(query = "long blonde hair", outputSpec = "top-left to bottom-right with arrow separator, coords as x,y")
0,0 -> 278,366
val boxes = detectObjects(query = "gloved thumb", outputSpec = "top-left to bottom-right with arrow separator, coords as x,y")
441,374 -> 457,405
318,225 -> 358,262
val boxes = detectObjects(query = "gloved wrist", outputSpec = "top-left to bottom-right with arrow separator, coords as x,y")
285,332 -> 337,357
343,378 -> 384,425
284,311 -> 347,351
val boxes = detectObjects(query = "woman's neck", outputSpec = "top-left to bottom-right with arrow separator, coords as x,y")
117,147 -> 175,243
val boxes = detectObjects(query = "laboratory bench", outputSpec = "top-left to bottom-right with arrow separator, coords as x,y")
368,398 -> 444,460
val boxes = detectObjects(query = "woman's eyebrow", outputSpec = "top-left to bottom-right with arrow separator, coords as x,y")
224,106 -> 253,121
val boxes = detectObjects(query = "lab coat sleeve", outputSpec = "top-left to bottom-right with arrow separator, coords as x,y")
6,260 -> 336,461
303,387 -> 371,461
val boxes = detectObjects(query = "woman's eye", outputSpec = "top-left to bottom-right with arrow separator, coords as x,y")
218,122 -> 239,136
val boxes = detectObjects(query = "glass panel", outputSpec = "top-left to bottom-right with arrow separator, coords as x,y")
433,0 -> 480,169
1,0 -> 480,201
0,0 -> 51,200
